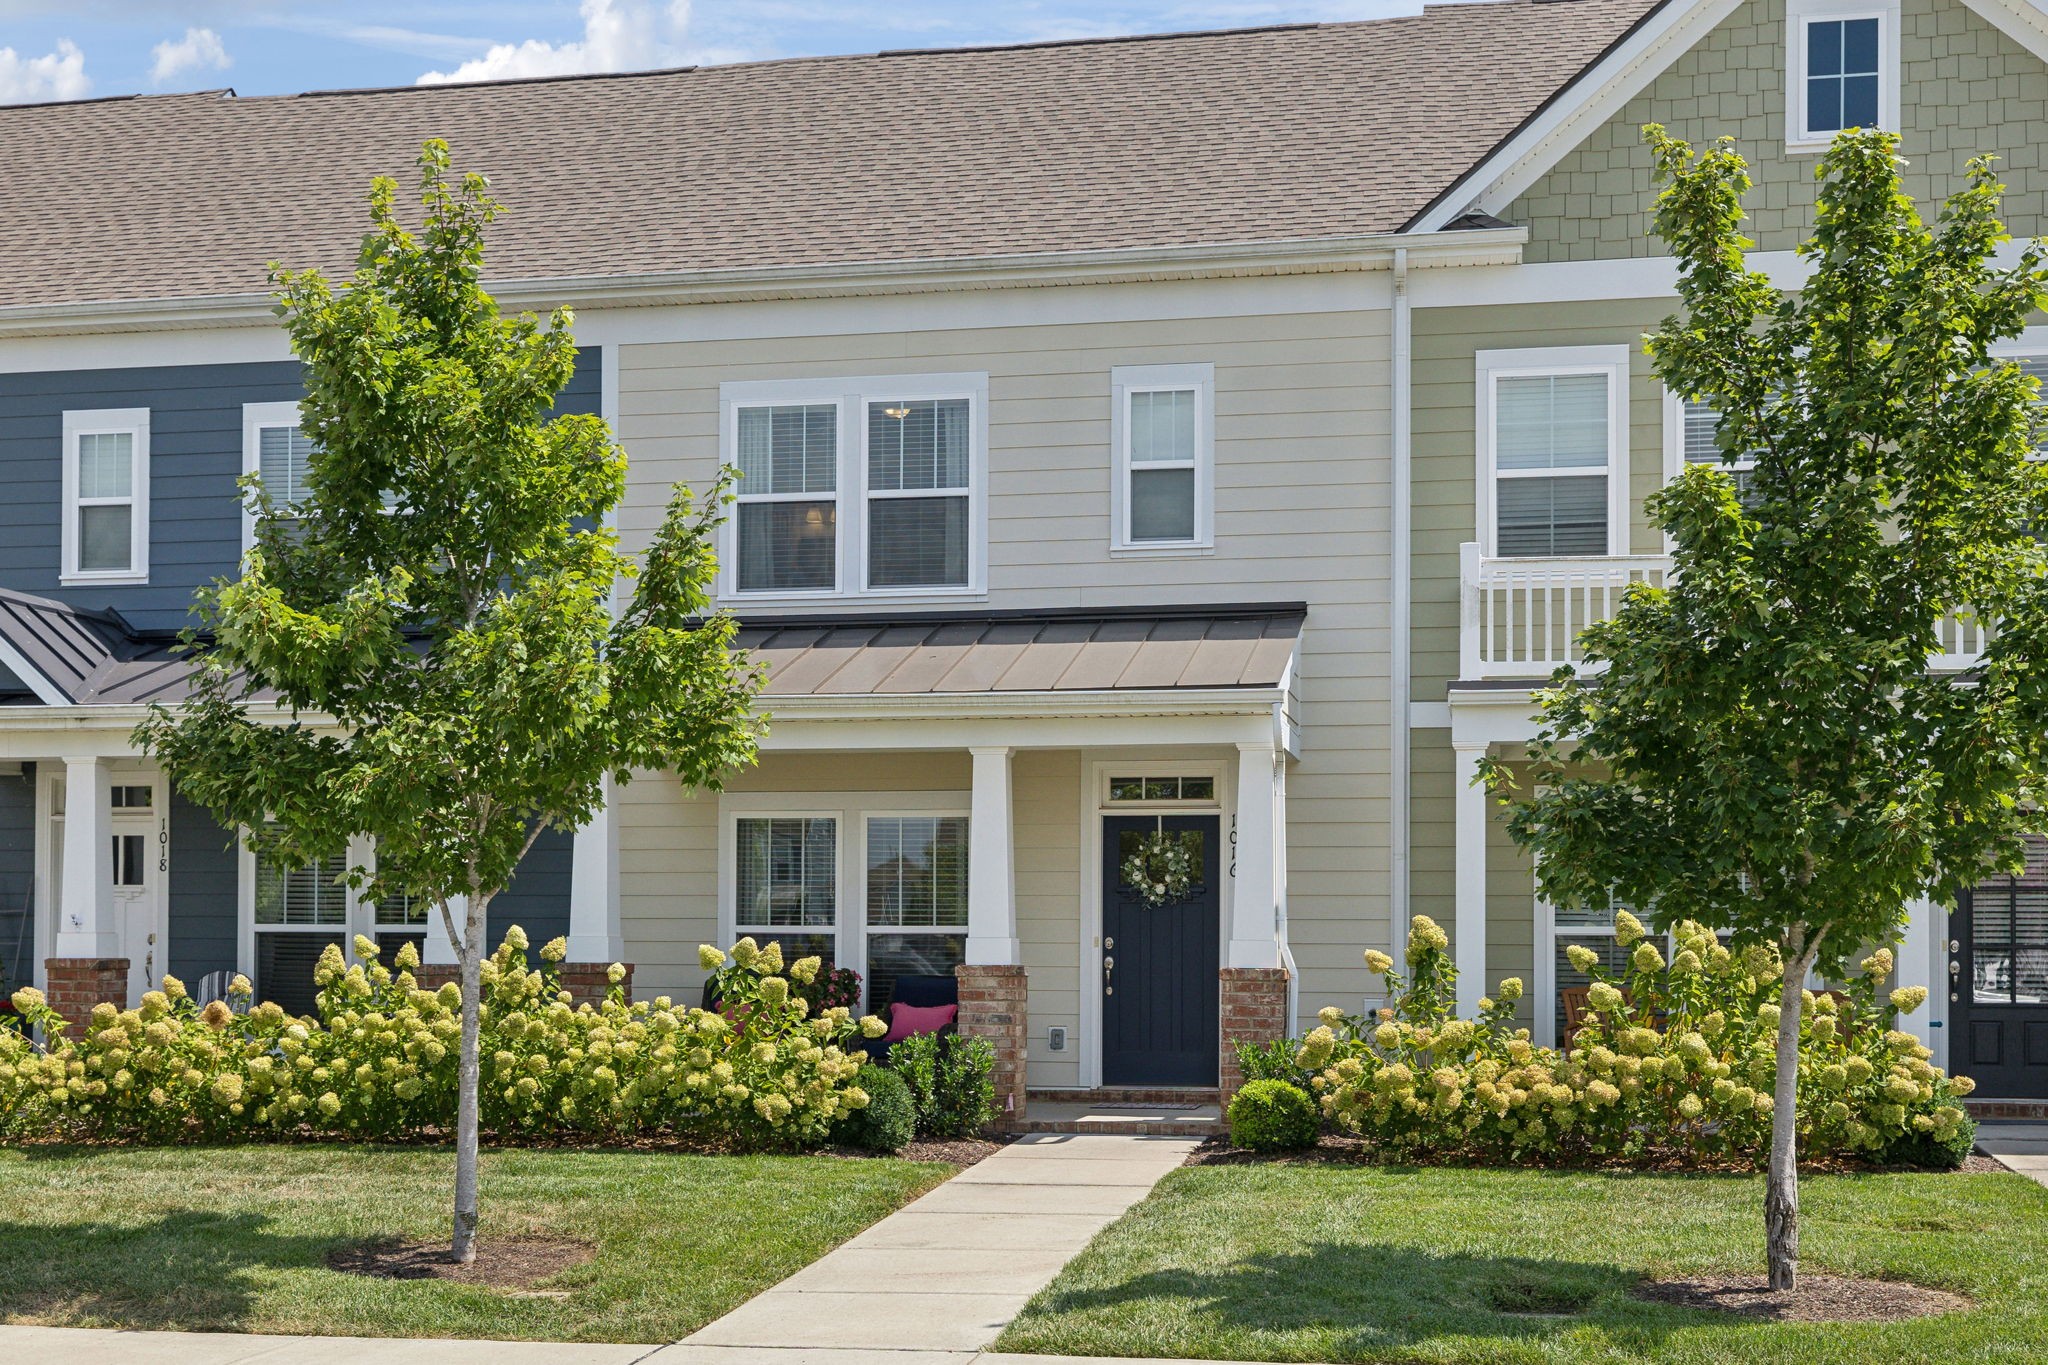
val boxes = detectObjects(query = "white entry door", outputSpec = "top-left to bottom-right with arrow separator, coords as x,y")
110,784 -> 165,1004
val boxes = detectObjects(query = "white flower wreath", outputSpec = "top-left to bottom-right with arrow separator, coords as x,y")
1120,829 -> 1200,909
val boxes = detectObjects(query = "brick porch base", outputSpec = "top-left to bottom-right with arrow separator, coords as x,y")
42,957 -> 130,1029
956,963 -> 1029,1128
1218,966 -> 1290,1110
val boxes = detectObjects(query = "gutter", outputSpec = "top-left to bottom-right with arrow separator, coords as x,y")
0,227 -> 1529,339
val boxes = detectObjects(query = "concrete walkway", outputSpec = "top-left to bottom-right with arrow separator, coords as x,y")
1977,1120 -> 2048,1187
678,1132 -> 1198,1358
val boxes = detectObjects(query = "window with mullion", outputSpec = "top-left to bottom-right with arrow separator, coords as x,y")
255,425 -> 317,514
74,430 -> 138,574
735,404 -> 839,593
866,398 -> 971,589
1493,372 -> 1612,557
1679,397 -> 1760,504
1805,16 -> 1881,135
1126,387 -> 1199,543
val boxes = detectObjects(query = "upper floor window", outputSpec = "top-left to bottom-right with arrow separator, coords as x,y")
1666,393 -> 1759,502
720,374 -> 986,601
1111,363 -> 1214,555
1788,2 -> 1897,150
61,408 -> 149,584
1477,347 -> 1629,558
243,402 -> 313,549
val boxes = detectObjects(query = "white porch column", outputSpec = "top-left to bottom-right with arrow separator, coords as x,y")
1900,896 -> 1943,1069
423,895 -> 465,966
566,778 -> 623,962
1230,741 -> 1282,969
54,756 -> 118,957
966,746 -> 1019,965
1453,740 -> 1489,1017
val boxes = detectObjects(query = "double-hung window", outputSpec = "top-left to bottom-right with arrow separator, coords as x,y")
1788,2 -> 1896,150
722,374 -> 986,600
1478,348 -> 1628,558
1667,392 -> 1760,503
251,840 -> 349,1018
61,408 -> 149,583
242,401 -> 314,549
1111,363 -> 1214,553
722,794 -> 971,1013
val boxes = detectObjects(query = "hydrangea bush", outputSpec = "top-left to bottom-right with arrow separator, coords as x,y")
1283,914 -> 1974,1168
0,930 -> 885,1152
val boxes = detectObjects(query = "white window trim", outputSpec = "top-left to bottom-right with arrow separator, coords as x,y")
716,372 -> 989,607
1474,346 -> 1631,559
716,790 -> 971,994
1109,362 -> 1215,556
60,407 -> 150,585
241,400 -> 304,553
1785,0 -> 1901,153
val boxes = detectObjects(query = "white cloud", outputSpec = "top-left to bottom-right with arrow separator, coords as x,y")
0,38 -> 89,105
149,27 -> 232,84
418,0 -> 702,85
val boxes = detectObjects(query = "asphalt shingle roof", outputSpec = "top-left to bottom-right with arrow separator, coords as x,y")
0,0 -> 1660,310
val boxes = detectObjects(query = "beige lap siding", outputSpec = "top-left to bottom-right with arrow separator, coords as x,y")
614,279 -> 1398,1026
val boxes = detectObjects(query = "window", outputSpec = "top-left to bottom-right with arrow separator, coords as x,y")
1107,775 -> 1217,804
721,374 -> 987,600
721,793 -> 971,1012
864,815 -> 969,1012
1536,895 -> 1734,1046
734,815 -> 839,965
1478,348 -> 1628,559
1666,393 -> 1758,502
61,408 -> 149,583
1788,3 -> 1896,149
110,785 -> 153,810
736,404 -> 838,592
242,402 -> 314,549
110,834 -> 147,887
1111,363 -> 1214,553
252,844 -> 348,1018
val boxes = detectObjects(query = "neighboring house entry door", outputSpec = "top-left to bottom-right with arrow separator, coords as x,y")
1952,836 -> 2048,1099
110,789 -> 165,1004
1101,814 -> 1219,1087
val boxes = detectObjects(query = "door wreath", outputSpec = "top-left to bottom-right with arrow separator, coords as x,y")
1120,828 -> 1201,909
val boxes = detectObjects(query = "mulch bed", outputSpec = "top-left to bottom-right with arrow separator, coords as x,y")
1183,1134 -> 2005,1175
1635,1273 -> 1972,1322
327,1235 -> 594,1292
823,1134 -> 1010,1166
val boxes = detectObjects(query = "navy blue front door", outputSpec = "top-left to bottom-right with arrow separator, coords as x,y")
1102,814 -> 1220,1087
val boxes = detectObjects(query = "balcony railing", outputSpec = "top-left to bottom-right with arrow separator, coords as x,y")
1458,542 -> 1991,682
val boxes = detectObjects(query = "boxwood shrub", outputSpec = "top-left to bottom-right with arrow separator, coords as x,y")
1228,1079 -> 1320,1151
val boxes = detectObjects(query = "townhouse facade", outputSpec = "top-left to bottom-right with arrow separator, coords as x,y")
3,0 -> 2047,1105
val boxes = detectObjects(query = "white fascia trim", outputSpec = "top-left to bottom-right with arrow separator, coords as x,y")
1410,0 -> 1750,232
761,686 -> 1287,724
0,637 -> 68,705
0,228 -> 1529,340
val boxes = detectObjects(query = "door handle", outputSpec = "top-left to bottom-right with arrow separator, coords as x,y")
1103,954 -> 1114,996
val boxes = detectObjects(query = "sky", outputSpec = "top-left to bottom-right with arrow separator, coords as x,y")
0,0 -> 1436,104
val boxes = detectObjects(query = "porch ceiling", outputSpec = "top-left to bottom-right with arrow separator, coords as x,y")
735,603 -> 1305,698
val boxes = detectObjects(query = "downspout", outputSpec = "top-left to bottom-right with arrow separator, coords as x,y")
1389,247 -> 1413,970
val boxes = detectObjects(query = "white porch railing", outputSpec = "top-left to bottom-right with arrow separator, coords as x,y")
1458,541 -> 1992,682
1459,543 -> 1671,681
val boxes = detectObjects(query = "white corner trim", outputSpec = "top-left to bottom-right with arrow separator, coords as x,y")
1411,0 -> 1751,231
59,406 -> 150,586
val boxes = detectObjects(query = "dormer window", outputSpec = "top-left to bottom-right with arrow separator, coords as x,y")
1787,2 -> 1898,151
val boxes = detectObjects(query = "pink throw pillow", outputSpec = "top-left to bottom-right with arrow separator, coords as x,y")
883,1001 -> 958,1044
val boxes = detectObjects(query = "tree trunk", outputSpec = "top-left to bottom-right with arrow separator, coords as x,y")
450,892 -> 486,1264
1765,940 -> 1815,1292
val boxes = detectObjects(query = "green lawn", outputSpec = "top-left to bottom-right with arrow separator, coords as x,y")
995,1164 -> 2048,1365
0,1144 -> 950,1343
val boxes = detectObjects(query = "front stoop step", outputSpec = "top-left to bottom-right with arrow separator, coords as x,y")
1968,1099 -> 2048,1120
1014,1088 -> 1226,1136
